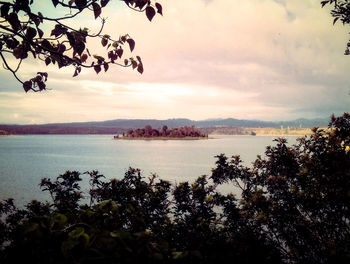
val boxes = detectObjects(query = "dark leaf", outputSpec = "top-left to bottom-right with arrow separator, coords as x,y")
38,28 -> 43,38
75,41 -> 85,56
52,0 -> 59,7
33,17 -> 41,26
321,1 -> 329,8
0,4 -> 10,17
103,63 -> 109,72
73,69 -> 79,77
137,63 -> 143,74
8,13 -> 21,32
45,57 -> 51,66
101,0 -> 110,7
131,60 -> 137,69
92,3 -> 101,19
75,0 -> 87,9
155,3 -> 163,15
38,81 -> 46,91
116,49 -> 123,58
23,81 -> 32,92
333,17 -> 339,25
41,39 -> 52,51
81,54 -> 88,63
58,44 -> 66,53
145,6 -> 156,22
38,72 -> 48,81
124,59 -> 128,66
26,27 -> 37,39
127,39 -> 135,52
94,65 -> 101,74
101,38 -> 108,47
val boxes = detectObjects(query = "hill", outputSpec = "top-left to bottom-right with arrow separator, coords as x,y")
0,117 -> 329,135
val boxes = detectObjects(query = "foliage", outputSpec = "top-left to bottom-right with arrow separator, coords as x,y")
0,113 -> 349,264
0,0 -> 163,92
321,0 -> 350,55
123,125 -> 207,138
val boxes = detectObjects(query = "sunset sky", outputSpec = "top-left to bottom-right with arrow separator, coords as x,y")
0,0 -> 349,124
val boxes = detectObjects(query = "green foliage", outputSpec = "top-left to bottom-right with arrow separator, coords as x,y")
0,0 -> 163,92
123,125 -> 207,138
0,113 -> 349,264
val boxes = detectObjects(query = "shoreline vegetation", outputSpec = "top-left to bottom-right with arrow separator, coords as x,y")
114,125 -> 209,140
202,127 -> 314,136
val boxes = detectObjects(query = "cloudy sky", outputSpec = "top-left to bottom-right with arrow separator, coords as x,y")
0,0 -> 349,124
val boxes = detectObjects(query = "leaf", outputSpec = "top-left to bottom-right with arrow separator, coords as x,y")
38,81 -> 46,91
333,17 -> 339,25
124,59 -> 128,66
0,4 -> 10,18
116,49 -> 123,58
145,6 -> 156,22
26,27 -> 37,39
131,60 -> 137,69
75,41 -> 85,56
45,57 -> 51,66
52,0 -> 59,7
155,3 -> 163,15
101,38 -> 108,47
127,39 -> 135,52
37,28 -> 44,38
75,0 -> 87,9
8,13 -> 21,32
137,63 -> 144,74
94,65 -> 101,74
73,69 -> 79,77
92,3 -> 101,19
23,81 -> 32,92
101,0 -> 110,7
103,63 -> 109,72
81,54 -> 88,63
321,1 -> 329,8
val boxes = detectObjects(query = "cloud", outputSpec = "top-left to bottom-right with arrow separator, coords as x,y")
0,0 -> 349,124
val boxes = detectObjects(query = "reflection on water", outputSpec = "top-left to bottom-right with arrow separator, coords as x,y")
0,135 -> 298,205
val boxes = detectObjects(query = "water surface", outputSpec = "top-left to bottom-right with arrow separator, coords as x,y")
0,135 -> 298,204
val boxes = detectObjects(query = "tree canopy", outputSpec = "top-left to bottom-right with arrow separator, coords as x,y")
0,0 -> 162,92
0,113 -> 349,263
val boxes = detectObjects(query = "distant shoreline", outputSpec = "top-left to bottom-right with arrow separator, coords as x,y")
114,136 -> 210,140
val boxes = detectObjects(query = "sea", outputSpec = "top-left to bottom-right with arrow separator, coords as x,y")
0,135 -> 299,206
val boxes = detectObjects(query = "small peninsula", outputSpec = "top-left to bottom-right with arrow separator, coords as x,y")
114,125 -> 208,140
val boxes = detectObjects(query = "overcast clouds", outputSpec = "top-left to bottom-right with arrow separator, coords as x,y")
0,0 -> 349,124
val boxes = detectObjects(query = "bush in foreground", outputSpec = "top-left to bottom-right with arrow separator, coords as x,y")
0,113 -> 349,264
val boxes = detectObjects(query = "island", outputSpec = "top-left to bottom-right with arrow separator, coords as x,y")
114,125 -> 208,140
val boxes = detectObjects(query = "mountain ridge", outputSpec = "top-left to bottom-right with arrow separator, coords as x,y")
0,117 -> 330,135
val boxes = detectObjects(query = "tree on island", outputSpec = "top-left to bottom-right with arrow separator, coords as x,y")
122,125 -> 207,138
0,0 -> 163,92
1,113 -> 349,263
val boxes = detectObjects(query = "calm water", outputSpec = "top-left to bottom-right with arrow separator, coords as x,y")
0,135 -> 298,205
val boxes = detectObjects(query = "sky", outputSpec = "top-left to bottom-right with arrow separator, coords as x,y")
0,0 -> 349,124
